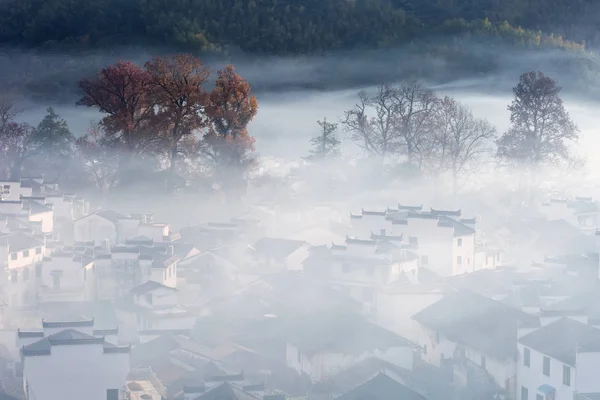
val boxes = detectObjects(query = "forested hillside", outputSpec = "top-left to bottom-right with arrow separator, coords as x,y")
0,0 -> 596,53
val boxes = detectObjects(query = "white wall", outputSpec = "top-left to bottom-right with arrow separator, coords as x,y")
74,214 -> 117,244
23,344 -> 129,400
7,244 -> 44,269
375,291 -> 444,344
453,234 -> 476,275
0,182 -> 33,200
38,256 -> 87,302
575,352 -> 600,393
517,343 -> 575,400
286,245 -> 310,271
285,342 -> 413,382
29,210 -> 53,233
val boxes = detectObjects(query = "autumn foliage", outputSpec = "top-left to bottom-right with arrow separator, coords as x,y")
76,55 -> 258,193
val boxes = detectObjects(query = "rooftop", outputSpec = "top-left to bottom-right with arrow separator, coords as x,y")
519,318 -> 600,366
413,290 -> 539,359
252,237 -> 306,259
130,281 -> 177,296
21,328 -> 129,356
336,373 -> 426,400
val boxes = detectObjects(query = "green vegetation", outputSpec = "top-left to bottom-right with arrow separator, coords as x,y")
0,0 -> 593,53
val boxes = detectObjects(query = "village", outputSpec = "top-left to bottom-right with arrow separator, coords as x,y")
0,175 -> 598,400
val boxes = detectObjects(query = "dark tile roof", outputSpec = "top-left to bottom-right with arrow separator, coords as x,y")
1,232 -> 43,252
194,382 -> 257,400
438,216 -> 475,237
42,318 -> 94,328
413,290 -> 539,359
430,208 -> 461,216
27,202 -> 52,215
130,280 -> 177,295
40,301 -> 119,332
287,311 -> 410,357
337,373 -> 426,400
152,255 -> 180,269
93,209 -> 126,224
252,237 -> 306,259
398,204 -> 422,211
519,318 -> 600,366
361,209 -> 386,216
21,329 -> 105,356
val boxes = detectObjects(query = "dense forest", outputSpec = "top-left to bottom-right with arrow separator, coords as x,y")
0,0 -> 596,53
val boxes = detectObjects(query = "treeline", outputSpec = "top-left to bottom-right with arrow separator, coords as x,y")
0,55 -> 258,199
308,71 -> 580,193
0,0 -> 590,53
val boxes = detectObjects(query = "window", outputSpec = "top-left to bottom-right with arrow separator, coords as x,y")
563,365 -> 571,386
521,386 -> 528,400
146,293 -> 153,305
543,356 -> 550,376
35,247 -> 41,255
10,253 -> 17,260
457,238 -> 462,247
457,256 -> 462,265
52,274 -> 61,289
481,355 -> 486,369
23,250 -> 29,257
35,264 -> 42,278
536,395 -> 543,400
23,268 -> 29,281
11,271 -> 17,284
421,255 -> 428,265
524,347 -> 530,367
107,389 -> 119,400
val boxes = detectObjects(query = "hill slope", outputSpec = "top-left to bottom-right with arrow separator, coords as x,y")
0,0 -> 596,53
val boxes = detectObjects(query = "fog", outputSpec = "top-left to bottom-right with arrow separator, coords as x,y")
3,42 -> 600,400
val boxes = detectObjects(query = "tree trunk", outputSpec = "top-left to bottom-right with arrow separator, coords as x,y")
169,140 -> 178,191
9,159 -> 22,181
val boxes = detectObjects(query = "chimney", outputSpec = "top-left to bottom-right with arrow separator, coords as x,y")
168,245 -> 174,256
380,229 -> 386,236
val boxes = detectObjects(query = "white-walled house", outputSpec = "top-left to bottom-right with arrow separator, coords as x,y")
250,237 -> 309,271
541,198 -> 599,233
19,319 -> 131,400
0,232 -> 45,307
517,317 -> 600,400
412,290 -> 540,398
73,209 -> 128,244
284,311 -> 413,382
303,236 -> 420,307
115,281 -> 195,343
37,252 -> 94,303
74,210 -> 180,246
350,207 -> 477,277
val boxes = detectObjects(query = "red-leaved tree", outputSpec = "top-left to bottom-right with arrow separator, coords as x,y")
145,54 -> 210,188
77,61 -> 155,152
201,65 -> 258,196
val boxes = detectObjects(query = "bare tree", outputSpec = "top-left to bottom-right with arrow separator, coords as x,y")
393,81 -> 440,167
342,86 -> 401,160
342,82 -> 440,165
433,96 -> 497,192
496,71 -> 578,167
